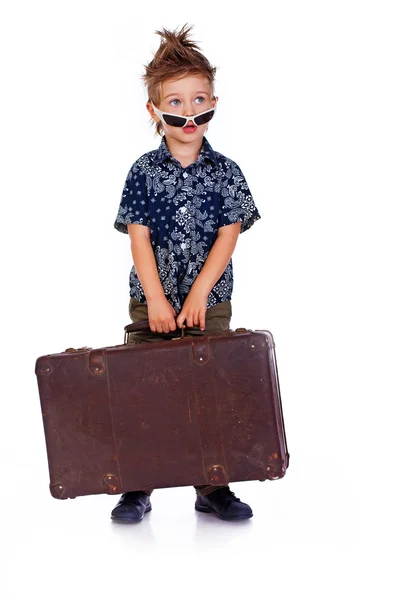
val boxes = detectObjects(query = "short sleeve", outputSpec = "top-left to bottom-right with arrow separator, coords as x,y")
113,162 -> 150,234
218,161 -> 261,234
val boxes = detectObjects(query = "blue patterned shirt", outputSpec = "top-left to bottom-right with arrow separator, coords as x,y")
114,136 -> 261,313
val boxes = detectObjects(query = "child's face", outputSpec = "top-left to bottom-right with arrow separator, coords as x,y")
148,74 -> 217,146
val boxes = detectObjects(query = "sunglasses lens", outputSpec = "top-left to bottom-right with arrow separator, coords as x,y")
162,114 -> 187,127
194,109 -> 214,126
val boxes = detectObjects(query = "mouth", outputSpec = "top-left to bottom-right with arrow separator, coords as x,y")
183,122 -> 197,133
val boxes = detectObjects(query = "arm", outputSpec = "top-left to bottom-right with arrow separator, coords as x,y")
128,224 -> 177,332
191,222 -> 241,298
128,224 -> 164,301
176,222 -> 241,330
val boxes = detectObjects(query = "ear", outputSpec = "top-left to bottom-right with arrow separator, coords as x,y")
146,101 -> 160,123
212,95 -> 218,107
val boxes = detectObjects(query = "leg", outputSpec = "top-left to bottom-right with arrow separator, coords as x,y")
127,298 -> 234,498
110,298 -> 159,521
189,301 -> 233,496
125,296 -> 177,497
188,302 -> 253,520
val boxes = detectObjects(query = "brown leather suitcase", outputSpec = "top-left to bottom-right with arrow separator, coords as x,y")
35,322 -> 289,499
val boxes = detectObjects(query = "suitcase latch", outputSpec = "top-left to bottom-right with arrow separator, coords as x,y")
192,338 -> 210,365
89,349 -> 105,374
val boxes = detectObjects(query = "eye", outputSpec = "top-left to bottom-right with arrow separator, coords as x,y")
195,96 -> 205,104
170,99 -> 181,107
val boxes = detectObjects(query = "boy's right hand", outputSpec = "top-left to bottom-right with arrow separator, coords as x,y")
147,296 -> 178,333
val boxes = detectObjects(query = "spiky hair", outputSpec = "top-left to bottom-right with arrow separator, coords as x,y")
142,24 -> 217,136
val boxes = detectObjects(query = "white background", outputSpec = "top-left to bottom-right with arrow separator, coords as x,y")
1,0 -> 399,597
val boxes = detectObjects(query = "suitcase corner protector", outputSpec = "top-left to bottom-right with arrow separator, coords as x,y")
207,464 -> 228,485
49,482 -> 66,499
102,473 -> 120,493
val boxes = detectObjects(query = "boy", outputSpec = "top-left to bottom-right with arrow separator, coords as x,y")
113,24 -> 261,522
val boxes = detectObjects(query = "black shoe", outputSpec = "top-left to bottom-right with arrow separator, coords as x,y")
111,491 -> 152,523
195,486 -> 253,521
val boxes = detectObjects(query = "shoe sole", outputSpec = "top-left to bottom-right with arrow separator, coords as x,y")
111,505 -> 152,523
195,503 -> 253,521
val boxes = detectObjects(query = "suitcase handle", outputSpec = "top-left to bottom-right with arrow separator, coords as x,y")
124,320 -> 186,344
124,321 -> 241,344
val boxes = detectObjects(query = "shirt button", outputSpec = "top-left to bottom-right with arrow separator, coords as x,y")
182,172 -> 188,178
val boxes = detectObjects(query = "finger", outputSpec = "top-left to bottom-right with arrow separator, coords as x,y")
176,313 -> 185,328
199,311 -> 206,331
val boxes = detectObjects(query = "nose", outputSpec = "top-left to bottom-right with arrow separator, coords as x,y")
181,101 -> 195,117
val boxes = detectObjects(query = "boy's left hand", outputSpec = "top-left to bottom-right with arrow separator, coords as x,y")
176,289 -> 208,331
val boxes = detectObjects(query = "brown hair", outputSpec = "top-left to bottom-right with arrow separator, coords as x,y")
142,24 -> 217,136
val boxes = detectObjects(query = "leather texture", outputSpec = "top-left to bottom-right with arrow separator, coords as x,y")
35,326 -> 289,499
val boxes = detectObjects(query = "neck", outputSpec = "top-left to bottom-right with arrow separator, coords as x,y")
164,135 -> 204,168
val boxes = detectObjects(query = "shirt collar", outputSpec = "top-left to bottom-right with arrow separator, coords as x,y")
153,136 -> 218,167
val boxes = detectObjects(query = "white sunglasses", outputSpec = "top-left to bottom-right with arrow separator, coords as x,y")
151,101 -> 217,128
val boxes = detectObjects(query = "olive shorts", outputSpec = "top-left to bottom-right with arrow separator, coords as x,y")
127,296 -> 232,496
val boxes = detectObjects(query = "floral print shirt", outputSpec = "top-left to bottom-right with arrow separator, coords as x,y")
114,136 -> 261,313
